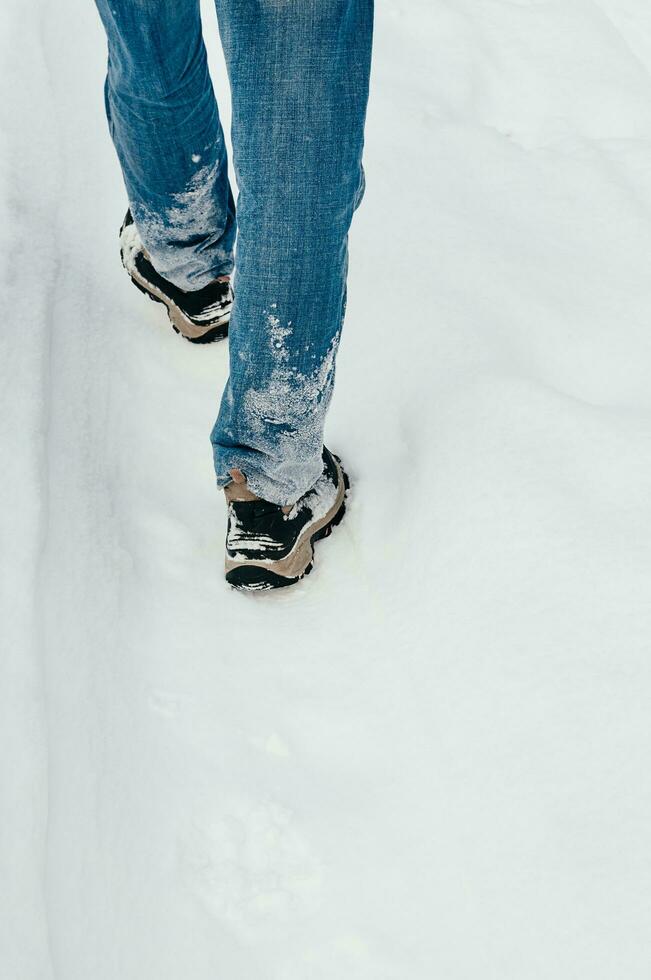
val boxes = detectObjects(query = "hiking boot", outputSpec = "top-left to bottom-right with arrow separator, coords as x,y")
224,448 -> 350,592
119,211 -> 232,343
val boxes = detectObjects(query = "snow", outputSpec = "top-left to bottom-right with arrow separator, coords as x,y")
2,0 -> 651,977
242,318 -> 340,504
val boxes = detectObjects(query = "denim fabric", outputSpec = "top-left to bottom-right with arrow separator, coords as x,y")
95,0 -> 373,505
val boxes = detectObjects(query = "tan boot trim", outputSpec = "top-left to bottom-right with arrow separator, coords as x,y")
224,481 -> 260,503
224,473 -> 294,513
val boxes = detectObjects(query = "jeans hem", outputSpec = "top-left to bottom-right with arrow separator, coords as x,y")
214,454 -> 323,508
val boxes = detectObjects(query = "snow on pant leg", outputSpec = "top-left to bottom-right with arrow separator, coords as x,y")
210,0 -> 374,506
94,0 -> 236,290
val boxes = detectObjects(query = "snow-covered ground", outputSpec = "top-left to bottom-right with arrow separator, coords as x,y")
3,0 -> 651,976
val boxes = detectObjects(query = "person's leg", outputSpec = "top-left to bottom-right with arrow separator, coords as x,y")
211,0 -> 374,506
94,0 -> 235,290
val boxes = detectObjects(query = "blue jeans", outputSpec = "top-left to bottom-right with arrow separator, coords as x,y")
94,0 -> 373,505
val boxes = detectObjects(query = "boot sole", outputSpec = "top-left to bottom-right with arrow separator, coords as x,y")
225,459 -> 350,593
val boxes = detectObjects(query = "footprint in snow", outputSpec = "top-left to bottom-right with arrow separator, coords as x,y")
178,798 -> 322,937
